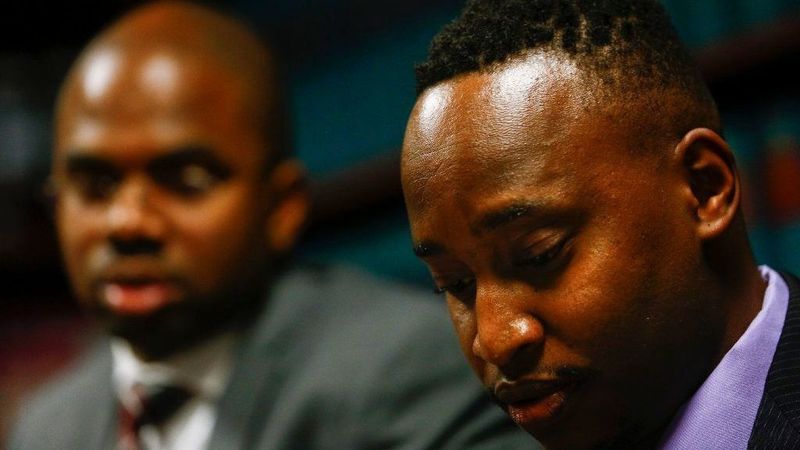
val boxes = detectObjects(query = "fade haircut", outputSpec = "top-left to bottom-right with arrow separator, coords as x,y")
415,0 -> 720,135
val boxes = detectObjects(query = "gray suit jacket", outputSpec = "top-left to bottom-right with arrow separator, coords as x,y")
9,264 -> 536,449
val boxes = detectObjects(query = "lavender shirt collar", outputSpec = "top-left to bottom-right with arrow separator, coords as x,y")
658,266 -> 789,450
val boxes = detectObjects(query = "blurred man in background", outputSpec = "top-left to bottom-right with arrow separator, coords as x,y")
8,2 -> 531,449
403,0 -> 800,449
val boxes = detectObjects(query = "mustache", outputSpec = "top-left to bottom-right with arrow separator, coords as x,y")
86,247 -> 181,285
487,364 -> 595,404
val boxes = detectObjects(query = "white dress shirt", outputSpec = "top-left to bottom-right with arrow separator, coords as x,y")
111,333 -> 237,450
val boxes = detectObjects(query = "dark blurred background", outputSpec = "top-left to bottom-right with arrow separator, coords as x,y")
1,0 -> 799,443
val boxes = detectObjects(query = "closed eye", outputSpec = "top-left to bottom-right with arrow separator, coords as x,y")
516,237 -> 570,268
433,275 -> 476,296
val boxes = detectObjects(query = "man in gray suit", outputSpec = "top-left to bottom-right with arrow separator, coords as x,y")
8,2 -> 531,449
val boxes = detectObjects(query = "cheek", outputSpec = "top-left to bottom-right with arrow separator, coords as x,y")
168,188 -> 267,282
554,208 -> 693,372
545,220 -> 667,351
56,197 -> 104,288
447,298 -> 484,371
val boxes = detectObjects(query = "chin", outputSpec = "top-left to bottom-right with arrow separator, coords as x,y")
535,418 -> 657,450
523,405 -> 645,450
99,304 -> 201,357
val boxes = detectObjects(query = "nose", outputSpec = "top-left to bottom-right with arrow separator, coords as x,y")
106,176 -> 165,248
472,282 -> 544,369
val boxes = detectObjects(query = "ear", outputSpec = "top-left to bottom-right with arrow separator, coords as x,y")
265,159 -> 309,254
675,128 -> 740,241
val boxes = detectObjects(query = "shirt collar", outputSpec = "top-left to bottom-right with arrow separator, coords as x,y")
111,332 -> 238,410
658,265 -> 789,449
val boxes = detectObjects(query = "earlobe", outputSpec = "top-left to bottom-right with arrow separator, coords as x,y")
676,128 -> 740,240
265,159 -> 309,253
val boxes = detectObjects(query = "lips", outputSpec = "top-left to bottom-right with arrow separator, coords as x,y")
96,269 -> 181,316
494,377 -> 579,426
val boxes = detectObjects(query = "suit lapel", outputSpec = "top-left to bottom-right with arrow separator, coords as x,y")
70,342 -> 118,450
206,270 -> 317,450
205,341 -> 277,450
748,272 -> 800,448
90,362 -> 118,450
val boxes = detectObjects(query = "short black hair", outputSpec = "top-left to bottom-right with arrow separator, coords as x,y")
415,0 -> 719,135
417,0 -> 703,95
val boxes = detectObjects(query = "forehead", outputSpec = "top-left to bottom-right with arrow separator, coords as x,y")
406,55 -> 585,198
409,54 -> 583,153
401,53 -> 653,226
55,45 -> 255,158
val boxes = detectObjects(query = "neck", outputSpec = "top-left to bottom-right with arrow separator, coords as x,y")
715,263 -> 767,364
702,220 -> 767,366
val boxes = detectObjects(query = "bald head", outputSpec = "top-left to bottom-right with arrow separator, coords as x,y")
51,2 -> 309,359
57,1 -> 288,166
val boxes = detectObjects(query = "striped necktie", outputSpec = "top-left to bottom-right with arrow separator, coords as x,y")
118,384 -> 193,450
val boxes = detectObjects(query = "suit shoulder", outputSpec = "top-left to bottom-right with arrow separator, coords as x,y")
286,263 -> 451,338
277,263 -> 443,315
7,343 -> 114,450
255,264 -> 464,384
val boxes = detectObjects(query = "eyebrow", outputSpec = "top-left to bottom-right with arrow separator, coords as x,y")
146,146 -> 221,167
411,202 -> 545,258
62,146 -> 226,172
63,153 -> 117,173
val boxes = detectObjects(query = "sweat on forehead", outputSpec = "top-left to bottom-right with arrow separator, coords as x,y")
404,54 -> 575,188
404,51 -> 654,181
